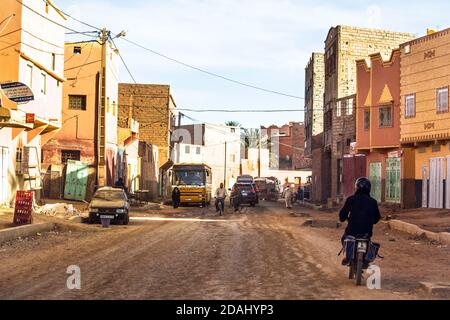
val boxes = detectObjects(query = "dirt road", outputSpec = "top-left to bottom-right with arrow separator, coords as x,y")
0,202 -> 447,300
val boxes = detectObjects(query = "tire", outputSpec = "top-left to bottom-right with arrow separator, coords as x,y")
356,252 -> 364,286
348,263 -> 355,280
122,213 -> 130,226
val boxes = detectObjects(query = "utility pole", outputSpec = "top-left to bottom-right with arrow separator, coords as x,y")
224,141 -> 227,188
258,133 -> 261,178
97,28 -> 108,187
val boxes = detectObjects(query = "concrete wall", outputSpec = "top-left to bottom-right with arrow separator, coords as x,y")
399,29 -> 450,208
42,40 -> 120,200
0,0 -> 65,206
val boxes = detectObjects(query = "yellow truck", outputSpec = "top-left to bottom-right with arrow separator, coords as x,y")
170,164 -> 212,207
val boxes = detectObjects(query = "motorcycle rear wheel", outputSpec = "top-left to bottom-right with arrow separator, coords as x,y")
348,263 -> 355,280
356,252 -> 364,286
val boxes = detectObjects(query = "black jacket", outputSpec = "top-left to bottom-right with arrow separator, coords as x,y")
339,191 -> 381,237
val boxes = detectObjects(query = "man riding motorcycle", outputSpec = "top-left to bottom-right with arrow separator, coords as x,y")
339,177 -> 381,265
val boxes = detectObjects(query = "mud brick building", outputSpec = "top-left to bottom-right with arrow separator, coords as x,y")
399,28 -> 450,209
118,84 -> 178,168
322,25 -> 415,203
262,122 -> 308,170
304,53 -> 325,159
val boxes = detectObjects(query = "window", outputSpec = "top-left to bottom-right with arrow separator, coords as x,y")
364,109 -> 370,130
61,150 -> 81,164
196,147 -> 201,155
404,44 -> 411,54
348,98 -> 354,115
26,65 -> 33,88
41,73 -> 46,95
68,95 -> 87,110
379,106 -> 392,128
437,87 -> 449,113
230,128 -> 236,133
405,94 -> 416,118
336,101 -> 342,117
346,138 -> 352,146
73,46 -> 82,55
51,53 -> 56,71
432,144 -> 441,153
185,145 -> 190,154
418,147 -> 426,154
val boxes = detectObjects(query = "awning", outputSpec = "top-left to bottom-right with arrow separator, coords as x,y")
0,107 -> 34,129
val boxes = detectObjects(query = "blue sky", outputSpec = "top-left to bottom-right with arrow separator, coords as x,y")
57,0 -> 450,128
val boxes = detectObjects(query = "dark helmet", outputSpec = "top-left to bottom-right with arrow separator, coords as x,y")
355,177 -> 371,194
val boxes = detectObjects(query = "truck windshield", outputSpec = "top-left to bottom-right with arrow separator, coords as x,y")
174,170 -> 205,186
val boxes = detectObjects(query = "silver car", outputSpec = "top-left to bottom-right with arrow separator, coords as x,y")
89,187 -> 130,225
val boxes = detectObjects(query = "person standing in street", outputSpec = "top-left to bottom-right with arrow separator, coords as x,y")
172,187 -> 181,209
285,184 -> 293,209
215,183 -> 227,215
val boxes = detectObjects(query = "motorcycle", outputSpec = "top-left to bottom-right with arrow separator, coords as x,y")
341,234 -> 381,286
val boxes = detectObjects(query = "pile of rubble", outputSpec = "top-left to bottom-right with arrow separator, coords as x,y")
34,203 -> 85,219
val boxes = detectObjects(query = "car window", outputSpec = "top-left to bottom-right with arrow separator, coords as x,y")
93,190 -> 126,201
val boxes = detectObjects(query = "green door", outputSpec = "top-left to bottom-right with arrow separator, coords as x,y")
64,160 -> 88,201
386,158 -> 401,203
369,162 -> 382,202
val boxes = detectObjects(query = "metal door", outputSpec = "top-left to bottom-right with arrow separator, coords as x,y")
386,158 -> 401,203
429,157 -> 444,209
446,156 -> 450,209
422,166 -> 428,208
369,162 -> 382,202
64,160 -> 89,201
0,147 -> 9,206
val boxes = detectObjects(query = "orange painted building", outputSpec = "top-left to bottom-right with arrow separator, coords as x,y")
356,49 -> 402,203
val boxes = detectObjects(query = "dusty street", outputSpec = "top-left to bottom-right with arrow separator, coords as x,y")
0,201 -> 448,300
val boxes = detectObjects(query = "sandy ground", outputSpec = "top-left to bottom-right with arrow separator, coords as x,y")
0,201 -> 448,300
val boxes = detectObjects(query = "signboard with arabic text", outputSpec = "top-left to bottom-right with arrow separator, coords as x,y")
0,82 -> 34,104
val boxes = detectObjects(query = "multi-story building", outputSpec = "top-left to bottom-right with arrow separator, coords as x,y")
171,123 -> 241,191
0,0 -> 65,206
43,38 -> 120,201
304,53 -> 325,158
118,84 -> 178,168
399,28 -> 450,209
356,49 -> 402,204
261,122 -> 308,170
323,25 -> 415,202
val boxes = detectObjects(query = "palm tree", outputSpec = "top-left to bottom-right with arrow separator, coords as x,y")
225,121 -> 241,127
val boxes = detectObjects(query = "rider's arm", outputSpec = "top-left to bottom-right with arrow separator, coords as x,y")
373,202 -> 382,225
339,197 -> 352,222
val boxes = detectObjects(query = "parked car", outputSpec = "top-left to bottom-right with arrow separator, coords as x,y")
89,187 -> 130,225
230,182 -> 259,207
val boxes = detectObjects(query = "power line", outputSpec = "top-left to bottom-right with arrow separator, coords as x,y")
111,38 -> 136,83
16,0 -> 98,38
119,37 -> 304,100
177,108 -> 305,113
43,3 -> 305,100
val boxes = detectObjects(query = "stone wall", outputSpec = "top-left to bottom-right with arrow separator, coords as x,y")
305,53 -> 325,158
118,84 -> 175,167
